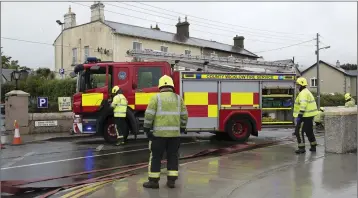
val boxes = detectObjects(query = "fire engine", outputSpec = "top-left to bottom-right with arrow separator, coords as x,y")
70,49 -> 297,143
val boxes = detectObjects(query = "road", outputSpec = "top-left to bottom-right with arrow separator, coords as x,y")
0,128 -> 294,197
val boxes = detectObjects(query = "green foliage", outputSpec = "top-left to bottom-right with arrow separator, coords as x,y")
311,91 -> 345,107
340,63 -> 357,70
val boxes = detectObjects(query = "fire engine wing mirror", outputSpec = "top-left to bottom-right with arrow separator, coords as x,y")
69,72 -> 77,78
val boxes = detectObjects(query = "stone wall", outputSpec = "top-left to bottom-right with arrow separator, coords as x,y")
28,112 -> 73,134
324,106 -> 357,154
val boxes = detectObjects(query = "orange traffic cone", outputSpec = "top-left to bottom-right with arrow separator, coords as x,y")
12,120 -> 22,145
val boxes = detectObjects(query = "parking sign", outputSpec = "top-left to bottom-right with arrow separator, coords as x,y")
59,68 -> 65,75
37,97 -> 48,108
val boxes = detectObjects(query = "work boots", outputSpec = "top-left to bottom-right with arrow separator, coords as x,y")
166,180 -> 175,188
309,146 -> 316,152
143,178 -> 159,189
295,147 -> 306,154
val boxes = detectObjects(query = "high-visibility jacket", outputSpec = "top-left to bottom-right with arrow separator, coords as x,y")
293,88 -> 319,118
111,94 -> 128,118
345,98 -> 356,107
313,111 -> 324,123
144,91 -> 188,137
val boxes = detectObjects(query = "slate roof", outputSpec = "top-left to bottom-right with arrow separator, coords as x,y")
301,60 -> 357,77
103,20 -> 259,58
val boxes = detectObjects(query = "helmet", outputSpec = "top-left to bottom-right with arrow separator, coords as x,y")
158,75 -> 174,89
345,93 -> 352,100
112,86 -> 120,94
296,77 -> 308,86
320,107 -> 325,111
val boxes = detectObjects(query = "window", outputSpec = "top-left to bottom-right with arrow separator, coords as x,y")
72,48 -> 78,64
185,50 -> 191,55
137,67 -> 162,89
310,78 -> 317,87
133,42 -> 142,50
84,46 -> 89,60
160,46 -> 168,52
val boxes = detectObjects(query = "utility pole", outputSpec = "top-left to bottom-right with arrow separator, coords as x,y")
316,33 -> 320,109
61,24 -> 64,79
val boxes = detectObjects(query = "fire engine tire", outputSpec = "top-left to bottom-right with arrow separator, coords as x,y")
225,117 -> 252,142
103,117 -> 120,144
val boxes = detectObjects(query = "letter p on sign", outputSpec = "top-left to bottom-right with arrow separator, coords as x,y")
37,97 -> 48,108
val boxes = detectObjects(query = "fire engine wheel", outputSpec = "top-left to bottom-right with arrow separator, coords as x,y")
226,118 -> 252,142
103,117 -> 119,144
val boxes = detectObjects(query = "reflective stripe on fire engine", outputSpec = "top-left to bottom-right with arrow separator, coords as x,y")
135,93 -> 157,105
82,93 -> 104,107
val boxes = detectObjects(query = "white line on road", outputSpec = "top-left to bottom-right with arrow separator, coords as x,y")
0,142 -> 200,170
95,144 -> 104,151
2,152 -> 36,168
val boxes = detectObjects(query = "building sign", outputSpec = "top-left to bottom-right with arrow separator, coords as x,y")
58,97 -> 72,111
182,73 -> 295,80
35,120 -> 58,127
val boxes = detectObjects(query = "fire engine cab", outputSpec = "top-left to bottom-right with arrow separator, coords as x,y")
70,49 -> 297,143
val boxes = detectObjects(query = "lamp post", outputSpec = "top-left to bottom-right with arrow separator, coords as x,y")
13,68 -> 21,90
56,20 -> 65,79
315,37 -> 331,109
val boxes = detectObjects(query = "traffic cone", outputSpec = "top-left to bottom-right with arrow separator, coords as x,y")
12,120 -> 22,145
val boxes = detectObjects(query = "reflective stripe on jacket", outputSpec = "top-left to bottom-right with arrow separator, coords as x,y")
345,98 -> 356,107
111,94 -> 128,117
144,92 -> 188,137
293,88 -> 319,118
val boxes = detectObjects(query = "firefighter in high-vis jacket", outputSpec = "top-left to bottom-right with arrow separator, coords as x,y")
293,77 -> 319,154
142,75 -> 188,189
111,85 -> 128,146
345,93 -> 356,107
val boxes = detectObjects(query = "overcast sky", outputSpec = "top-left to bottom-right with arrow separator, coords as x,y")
1,2 -> 357,70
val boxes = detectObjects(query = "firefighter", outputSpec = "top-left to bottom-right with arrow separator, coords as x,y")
314,107 -> 325,130
345,93 -> 356,107
142,75 -> 188,189
293,77 -> 319,154
110,85 -> 128,146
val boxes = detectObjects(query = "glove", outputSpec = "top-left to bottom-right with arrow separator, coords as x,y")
296,114 -> 303,125
180,128 -> 187,134
144,128 -> 154,140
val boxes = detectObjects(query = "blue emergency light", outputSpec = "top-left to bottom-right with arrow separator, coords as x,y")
86,57 -> 100,63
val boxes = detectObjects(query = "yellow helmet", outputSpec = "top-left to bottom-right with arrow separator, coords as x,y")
296,77 -> 308,86
112,85 -> 120,94
158,75 -> 174,89
345,93 -> 352,100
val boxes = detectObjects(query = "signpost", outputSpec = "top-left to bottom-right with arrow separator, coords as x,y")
37,97 -> 48,108
58,97 -> 72,111
59,68 -> 65,79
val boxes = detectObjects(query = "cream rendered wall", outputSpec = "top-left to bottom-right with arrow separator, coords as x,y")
113,35 -> 202,62
302,63 -> 345,94
54,21 -> 114,78
350,76 -> 357,97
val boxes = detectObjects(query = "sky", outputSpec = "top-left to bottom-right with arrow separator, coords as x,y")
1,2 -> 357,70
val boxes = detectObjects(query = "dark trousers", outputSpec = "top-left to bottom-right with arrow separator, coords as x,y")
295,117 -> 317,148
114,118 -> 128,142
148,137 -> 180,182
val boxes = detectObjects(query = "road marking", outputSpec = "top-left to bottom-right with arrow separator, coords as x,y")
1,142 -> 200,170
95,144 -> 104,151
2,152 -> 35,168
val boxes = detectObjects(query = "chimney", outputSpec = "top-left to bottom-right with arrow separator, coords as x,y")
151,23 -> 160,31
233,35 -> 245,48
90,1 -> 105,22
336,60 -> 340,68
176,16 -> 190,38
64,6 -> 76,29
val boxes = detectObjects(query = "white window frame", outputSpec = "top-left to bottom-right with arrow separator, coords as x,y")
160,46 -> 168,52
133,41 -> 142,50
84,46 -> 89,60
72,48 -> 78,64
310,77 -> 317,87
185,49 -> 191,55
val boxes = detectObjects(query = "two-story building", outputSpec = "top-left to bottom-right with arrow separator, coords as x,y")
53,2 -> 259,77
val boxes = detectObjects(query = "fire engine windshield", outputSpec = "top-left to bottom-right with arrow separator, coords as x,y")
77,68 -> 109,92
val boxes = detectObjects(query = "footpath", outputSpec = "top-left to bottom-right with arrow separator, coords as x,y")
50,136 -> 357,198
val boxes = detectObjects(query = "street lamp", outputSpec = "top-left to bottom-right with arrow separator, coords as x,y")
56,20 -> 65,79
12,69 -> 21,90
315,42 -> 331,109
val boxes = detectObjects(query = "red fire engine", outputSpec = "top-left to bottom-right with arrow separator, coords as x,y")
70,49 -> 297,143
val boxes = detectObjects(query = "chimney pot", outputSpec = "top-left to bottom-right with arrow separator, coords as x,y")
233,35 -> 245,48
176,17 -> 190,38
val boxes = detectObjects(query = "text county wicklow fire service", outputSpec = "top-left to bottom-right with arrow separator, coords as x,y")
70,49 -> 298,143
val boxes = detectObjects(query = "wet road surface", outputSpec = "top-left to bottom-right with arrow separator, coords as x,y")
1,129 -> 294,197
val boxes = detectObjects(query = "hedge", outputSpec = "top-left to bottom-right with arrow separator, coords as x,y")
310,92 -> 346,107
2,76 -> 76,113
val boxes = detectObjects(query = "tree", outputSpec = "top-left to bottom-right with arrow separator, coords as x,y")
340,63 -> 357,70
35,68 -> 55,80
1,50 -> 21,69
